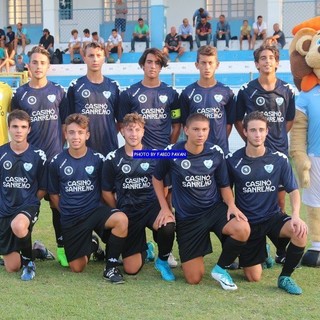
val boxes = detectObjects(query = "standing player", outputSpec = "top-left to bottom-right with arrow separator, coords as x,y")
153,114 -> 250,289
178,45 -> 235,155
227,112 -> 307,294
48,113 -> 128,283
235,44 -> 295,263
11,46 -> 68,267
67,42 -> 120,156
102,113 -> 175,281
0,81 -> 12,146
0,110 -> 47,281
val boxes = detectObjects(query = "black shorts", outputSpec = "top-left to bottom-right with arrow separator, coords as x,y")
62,206 -> 118,262
122,202 -> 160,259
176,202 -> 229,263
110,46 -> 123,53
0,206 -> 39,255
239,212 -> 291,268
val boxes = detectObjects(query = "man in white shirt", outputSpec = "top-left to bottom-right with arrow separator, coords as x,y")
178,18 -> 193,51
106,29 -> 123,64
68,29 -> 81,62
251,15 -> 267,49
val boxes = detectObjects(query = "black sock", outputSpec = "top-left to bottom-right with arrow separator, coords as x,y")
18,232 -> 33,266
217,237 -> 246,268
52,208 -> 64,247
91,236 -> 99,254
105,233 -> 126,269
276,237 -> 290,257
156,222 -> 175,261
280,243 -> 305,277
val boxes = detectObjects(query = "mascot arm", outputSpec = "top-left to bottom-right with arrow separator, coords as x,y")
289,110 -> 311,188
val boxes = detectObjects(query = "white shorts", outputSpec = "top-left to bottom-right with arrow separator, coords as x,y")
302,156 -> 320,207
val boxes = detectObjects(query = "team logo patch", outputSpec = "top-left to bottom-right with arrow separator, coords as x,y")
27,96 -> 37,105
241,165 -> 251,175
82,89 -> 91,98
103,91 -> 111,99
193,94 -> 202,103
140,162 -> 149,171
256,97 -> 265,106
64,166 -> 73,175
264,164 -> 274,173
85,166 -> 94,174
214,94 -> 223,103
47,94 -> 56,103
23,163 -> 33,171
203,160 -> 213,169
181,159 -> 191,169
122,164 -> 131,173
138,94 -> 147,103
3,160 -> 12,170
159,95 -> 168,103
275,97 -> 284,106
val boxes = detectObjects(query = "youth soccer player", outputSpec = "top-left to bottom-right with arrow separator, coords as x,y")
227,111 -> 307,294
48,113 -> 128,283
152,113 -> 250,289
0,110 -> 47,281
0,81 -> 13,146
102,113 -> 175,281
11,46 -> 68,266
178,45 -> 235,154
67,42 -> 120,156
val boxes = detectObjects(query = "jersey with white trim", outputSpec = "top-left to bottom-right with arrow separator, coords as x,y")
67,76 -> 120,156
153,141 -> 229,220
102,145 -> 157,216
226,147 -> 298,224
236,79 -> 295,154
0,82 -> 12,146
11,81 -> 68,161
118,81 -> 180,149
0,143 -> 47,217
48,148 -> 105,227
179,81 -> 235,153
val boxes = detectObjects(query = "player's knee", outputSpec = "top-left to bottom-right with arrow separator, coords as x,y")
232,220 -> 250,241
113,211 -> 128,234
11,220 -> 28,238
244,268 -> 262,282
69,263 -> 86,273
123,263 -> 142,275
185,272 -> 203,285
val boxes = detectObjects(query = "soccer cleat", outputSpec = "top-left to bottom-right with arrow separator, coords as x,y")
168,252 -> 178,268
33,240 -> 55,260
21,261 -> 36,281
263,243 -> 275,269
278,276 -> 302,295
211,264 -> 238,291
103,267 -> 125,284
225,260 -> 240,270
57,247 -> 69,267
92,235 -> 105,262
145,241 -> 155,262
275,253 -> 286,265
155,258 -> 176,281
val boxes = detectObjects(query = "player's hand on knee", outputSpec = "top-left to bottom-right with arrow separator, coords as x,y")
155,208 -> 175,229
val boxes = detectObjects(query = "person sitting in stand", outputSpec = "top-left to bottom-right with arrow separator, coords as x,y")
163,26 -> 185,62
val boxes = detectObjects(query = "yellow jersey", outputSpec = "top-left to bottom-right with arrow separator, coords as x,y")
0,82 -> 13,146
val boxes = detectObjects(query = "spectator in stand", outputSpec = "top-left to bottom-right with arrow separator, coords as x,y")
68,29 -> 81,63
192,7 -> 211,27
178,18 -> 194,51
240,19 -> 252,50
14,22 -> 31,55
114,0 -> 128,40
15,54 -> 27,72
6,26 -> 15,45
212,14 -> 231,50
130,18 -> 150,52
80,28 -> 92,58
106,29 -> 123,64
251,15 -> 267,49
265,23 -> 286,49
0,42 -> 15,73
91,32 -> 105,47
195,16 -> 212,48
163,26 -> 185,63
0,28 -> 5,48
39,28 -> 54,57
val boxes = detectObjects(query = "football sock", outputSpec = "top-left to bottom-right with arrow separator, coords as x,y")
106,233 -> 126,269
52,208 -> 64,247
19,232 -> 33,265
280,243 -> 304,277
217,237 -> 246,268
276,237 -> 290,257
157,222 -> 175,261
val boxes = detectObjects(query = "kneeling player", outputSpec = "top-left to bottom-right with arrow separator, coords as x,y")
48,114 -> 128,283
227,111 -> 307,294
102,113 -> 175,281
153,113 -> 250,289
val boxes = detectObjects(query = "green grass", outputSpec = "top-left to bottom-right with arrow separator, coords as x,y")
1,200 -> 319,320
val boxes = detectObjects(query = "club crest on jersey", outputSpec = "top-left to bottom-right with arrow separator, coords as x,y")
241,165 -> 251,175
82,89 -> 91,98
193,94 -> 202,103
138,94 -> 147,103
204,159 -> 213,169
27,96 -> 37,105
181,159 -> 191,169
256,97 -> 265,106
103,91 -> 111,99
159,95 -> 168,103
64,166 -> 73,175
275,97 -> 284,106
140,162 -> 149,171
122,164 -> 131,173
85,166 -> 94,174
264,164 -> 274,173
47,94 -> 56,103
23,163 -> 33,171
3,160 -> 12,170
214,94 -> 223,103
